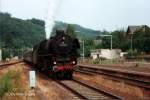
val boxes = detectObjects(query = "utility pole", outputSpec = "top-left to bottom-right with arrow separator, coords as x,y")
131,35 -> 133,51
0,49 -> 2,61
75,31 -> 85,62
79,40 -> 85,62
82,40 -> 85,62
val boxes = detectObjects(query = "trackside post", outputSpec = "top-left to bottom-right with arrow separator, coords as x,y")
29,71 -> 36,89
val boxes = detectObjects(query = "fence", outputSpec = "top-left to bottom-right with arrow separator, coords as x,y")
78,57 -> 150,67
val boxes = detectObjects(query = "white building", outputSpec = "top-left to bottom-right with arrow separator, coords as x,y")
91,49 -> 122,60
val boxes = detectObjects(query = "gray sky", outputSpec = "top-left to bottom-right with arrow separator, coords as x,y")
1,0 -> 150,31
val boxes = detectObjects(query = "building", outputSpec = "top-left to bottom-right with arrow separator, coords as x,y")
126,25 -> 148,37
91,49 -> 122,60
126,25 -> 150,50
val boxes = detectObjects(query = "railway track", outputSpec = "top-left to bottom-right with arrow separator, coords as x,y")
28,64 -> 121,99
54,79 -> 121,100
74,65 -> 150,99
75,65 -> 150,89
26,63 -> 122,99
0,61 -> 23,70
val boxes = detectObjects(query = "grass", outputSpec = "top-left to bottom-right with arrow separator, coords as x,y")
0,70 -> 22,99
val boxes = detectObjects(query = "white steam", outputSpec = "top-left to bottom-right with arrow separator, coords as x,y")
45,0 -> 61,39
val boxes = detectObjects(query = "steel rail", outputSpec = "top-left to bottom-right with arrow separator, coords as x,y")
0,61 -> 23,70
75,65 -> 150,89
72,78 -> 122,100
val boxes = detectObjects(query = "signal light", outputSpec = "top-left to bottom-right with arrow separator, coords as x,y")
72,61 -> 76,64
53,61 -> 57,65
62,37 -> 65,40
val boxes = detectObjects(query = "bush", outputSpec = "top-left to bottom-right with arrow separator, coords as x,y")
127,49 -> 138,57
2,49 -> 11,60
92,59 -> 100,64
0,72 -> 13,99
0,70 -> 21,99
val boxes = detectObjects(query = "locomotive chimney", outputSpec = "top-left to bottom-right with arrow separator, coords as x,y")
56,30 -> 65,36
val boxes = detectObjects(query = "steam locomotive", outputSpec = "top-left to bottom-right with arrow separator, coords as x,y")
23,30 -> 80,78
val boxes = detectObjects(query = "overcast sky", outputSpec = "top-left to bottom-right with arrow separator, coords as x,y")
1,0 -> 150,31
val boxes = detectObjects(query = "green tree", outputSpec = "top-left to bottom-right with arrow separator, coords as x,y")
80,39 -> 95,57
97,31 -> 111,49
66,24 -> 77,38
111,30 -> 129,51
27,18 -> 45,27
0,12 -> 45,59
133,26 -> 150,52
2,32 -> 13,48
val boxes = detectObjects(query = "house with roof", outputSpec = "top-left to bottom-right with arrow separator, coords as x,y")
126,25 -> 148,37
126,25 -> 150,53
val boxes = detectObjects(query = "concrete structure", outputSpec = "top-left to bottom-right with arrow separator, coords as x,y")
91,49 -> 122,60
12,56 -> 19,60
0,49 -> 2,61
120,52 -> 128,58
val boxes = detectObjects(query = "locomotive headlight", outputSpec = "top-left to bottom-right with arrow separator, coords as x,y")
62,37 -> 65,40
53,61 -> 57,65
72,61 -> 76,64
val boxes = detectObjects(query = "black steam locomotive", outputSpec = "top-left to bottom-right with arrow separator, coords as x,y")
23,30 -> 80,78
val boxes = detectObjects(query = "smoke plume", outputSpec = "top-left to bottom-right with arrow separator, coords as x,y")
45,0 -> 61,39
